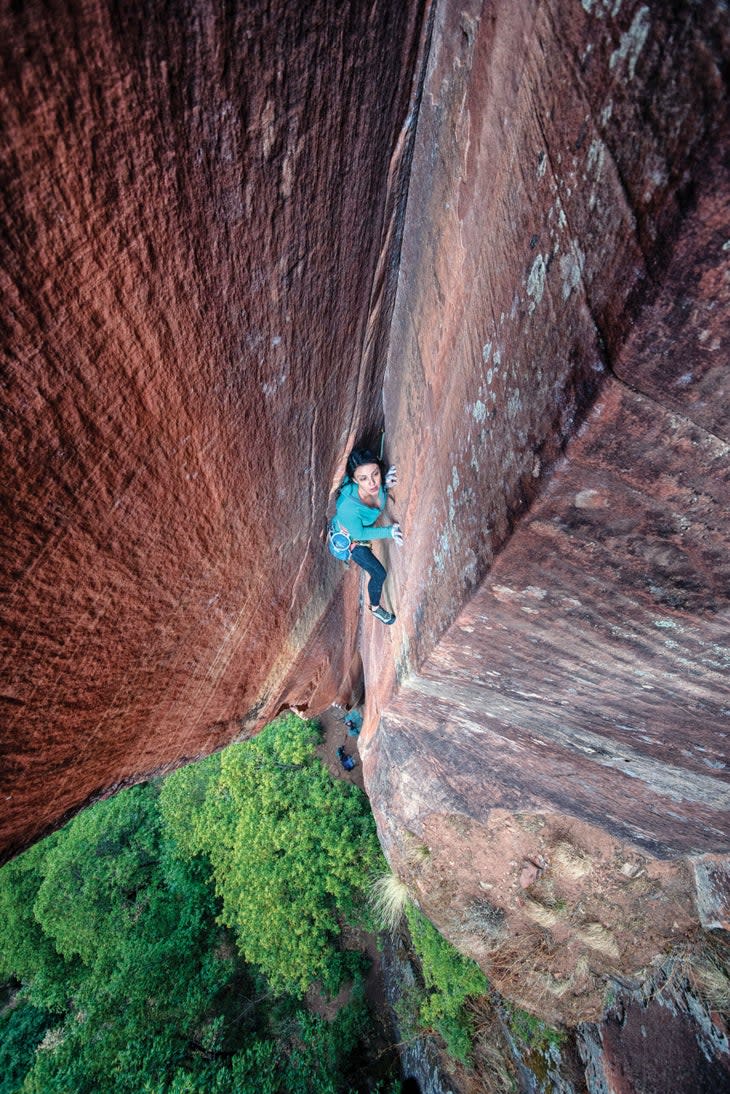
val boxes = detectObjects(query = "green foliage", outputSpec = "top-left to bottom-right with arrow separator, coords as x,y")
0,782 -> 239,1093
158,752 -> 221,861
0,839 -> 80,1012
0,998 -> 53,1094
393,982 -> 428,1041
0,714 -> 392,1093
146,991 -> 370,1094
505,1004 -> 564,1054
33,784 -> 164,965
404,904 -> 489,1065
162,714 -> 386,995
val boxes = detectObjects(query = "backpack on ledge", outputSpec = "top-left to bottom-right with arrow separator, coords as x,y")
327,518 -> 352,563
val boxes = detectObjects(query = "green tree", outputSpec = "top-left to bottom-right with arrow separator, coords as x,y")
1,715 -> 390,1092
156,993 -> 369,1094
1,783 -> 239,1092
0,837 -> 79,1012
162,714 -> 385,996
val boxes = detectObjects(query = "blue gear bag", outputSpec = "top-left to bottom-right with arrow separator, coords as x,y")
327,518 -> 352,563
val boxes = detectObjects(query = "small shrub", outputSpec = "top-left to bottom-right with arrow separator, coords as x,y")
393,982 -> 428,1041
369,873 -> 410,933
462,898 -> 506,944
505,1003 -> 564,1054
404,904 -> 489,1066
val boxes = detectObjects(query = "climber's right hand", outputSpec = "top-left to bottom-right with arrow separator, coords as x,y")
390,523 -> 404,546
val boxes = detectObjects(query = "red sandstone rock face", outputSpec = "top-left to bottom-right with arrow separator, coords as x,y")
1,0 -> 728,1075
0,0 -> 428,859
366,380 -> 729,1021
614,152 -> 730,443
366,0 -> 729,694
361,0 -> 729,1027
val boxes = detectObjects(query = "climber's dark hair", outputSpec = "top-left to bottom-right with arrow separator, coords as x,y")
346,448 -> 381,479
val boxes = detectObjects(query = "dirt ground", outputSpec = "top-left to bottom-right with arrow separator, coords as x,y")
315,703 -> 366,793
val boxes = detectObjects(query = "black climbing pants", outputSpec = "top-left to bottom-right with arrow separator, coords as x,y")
350,545 -> 387,607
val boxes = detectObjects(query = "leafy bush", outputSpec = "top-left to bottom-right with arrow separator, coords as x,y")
0,714 -> 391,1092
0,999 -> 53,1094
161,713 -> 386,995
404,904 -> 489,1065
393,982 -> 428,1041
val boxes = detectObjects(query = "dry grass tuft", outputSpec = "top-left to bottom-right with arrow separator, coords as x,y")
524,899 -> 563,931
530,969 -> 573,999
466,995 -> 519,1093
368,872 -> 410,933
575,922 -> 620,959
401,830 -> 432,868
461,898 -> 507,946
552,840 -> 592,880
488,927 -> 557,1005
660,940 -> 730,1015
690,955 -> 730,1012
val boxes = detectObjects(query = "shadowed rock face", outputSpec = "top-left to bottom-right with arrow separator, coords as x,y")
578,969 -> 730,1094
361,0 -> 729,1027
0,0 -> 428,858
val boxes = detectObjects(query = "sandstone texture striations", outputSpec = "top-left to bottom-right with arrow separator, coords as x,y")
0,0 -> 429,858
360,0 -> 730,1036
2,0 -> 729,1066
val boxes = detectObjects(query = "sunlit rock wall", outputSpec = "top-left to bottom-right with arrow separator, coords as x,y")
365,0 -> 728,697
0,0 -> 428,859
362,0 -> 729,1029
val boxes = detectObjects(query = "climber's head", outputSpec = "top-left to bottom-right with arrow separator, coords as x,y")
346,448 -> 382,499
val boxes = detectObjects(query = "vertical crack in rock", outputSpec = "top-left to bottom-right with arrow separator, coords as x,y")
348,0 -> 438,453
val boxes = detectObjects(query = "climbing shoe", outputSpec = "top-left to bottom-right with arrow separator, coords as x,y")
369,604 -> 396,625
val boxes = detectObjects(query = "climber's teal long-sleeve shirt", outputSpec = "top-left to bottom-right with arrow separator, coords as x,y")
335,481 -> 392,542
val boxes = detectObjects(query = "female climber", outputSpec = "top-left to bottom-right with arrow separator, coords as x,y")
334,448 -> 403,625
